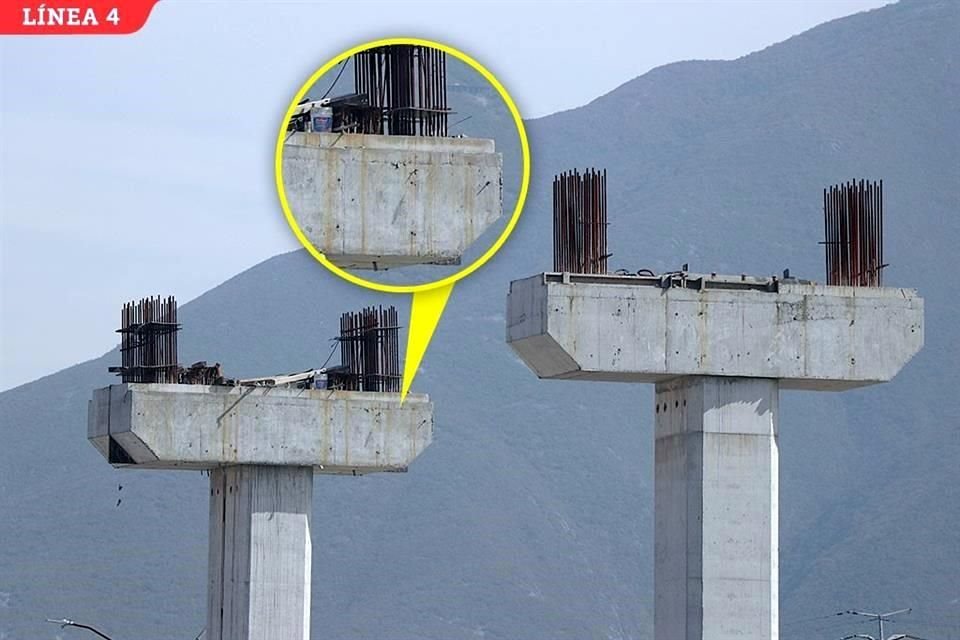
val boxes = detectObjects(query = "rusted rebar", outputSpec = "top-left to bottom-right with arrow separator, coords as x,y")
822,179 -> 885,287
337,306 -> 401,392
113,296 -> 180,383
553,168 -> 610,274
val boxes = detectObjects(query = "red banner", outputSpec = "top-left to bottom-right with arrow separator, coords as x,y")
0,0 -> 159,35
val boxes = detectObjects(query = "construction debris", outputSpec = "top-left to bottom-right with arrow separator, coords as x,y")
180,361 -> 229,386
237,366 -> 350,390
822,179 -> 886,287
553,168 -> 610,274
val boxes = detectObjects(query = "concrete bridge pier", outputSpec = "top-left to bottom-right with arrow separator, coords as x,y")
506,271 -> 923,640
654,377 -> 778,640
89,384 -> 434,640
207,465 -> 313,640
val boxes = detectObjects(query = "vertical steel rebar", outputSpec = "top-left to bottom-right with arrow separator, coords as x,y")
337,306 -> 401,392
351,45 -> 449,137
115,296 -> 180,383
822,179 -> 885,287
552,169 -> 611,274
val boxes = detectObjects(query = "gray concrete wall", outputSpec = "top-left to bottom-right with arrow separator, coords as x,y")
655,377 -> 778,640
88,384 -> 432,473
282,132 -> 503,269
507,272 -> 923,390
207,465 -> 312,640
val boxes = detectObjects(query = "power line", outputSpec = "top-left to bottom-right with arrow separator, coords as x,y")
835,607 -> 920,640
781,612 -> 872,640
46,618 -> 205,639
782,611 -> 846,626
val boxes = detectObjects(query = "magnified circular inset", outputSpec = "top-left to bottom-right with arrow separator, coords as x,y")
274,37 -> 530,293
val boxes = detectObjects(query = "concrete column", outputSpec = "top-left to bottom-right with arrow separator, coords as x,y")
207,465 -> 313,640
654,377 -> 779,640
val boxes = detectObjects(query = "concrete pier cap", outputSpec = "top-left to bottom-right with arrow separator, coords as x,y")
282,132 -> 503,270
88,383 -> 433,474
506,269 -> 923,640
506,272 -> 924,390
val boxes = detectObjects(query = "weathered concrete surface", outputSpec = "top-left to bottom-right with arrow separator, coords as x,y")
282,132 -> 503,269
207,465 -> 312,640
655,377 -> 778,640
88,384 -> 432,473
507,272 -> 924,390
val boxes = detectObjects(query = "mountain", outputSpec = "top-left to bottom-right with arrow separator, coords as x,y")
1,2 -> 958,638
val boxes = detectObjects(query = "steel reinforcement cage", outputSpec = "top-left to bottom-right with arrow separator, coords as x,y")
112,296 -> 181,383
553,168 -> 610,274
822,179 -> 886,287
336,306 -> 401,393
351,44 -> 449,137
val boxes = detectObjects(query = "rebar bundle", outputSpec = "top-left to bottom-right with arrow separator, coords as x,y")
353,44 -> 449,137
337,306 -> 401,393
823,179 -> 885,287
113,296 -> 180,383
553,168 -> 610,274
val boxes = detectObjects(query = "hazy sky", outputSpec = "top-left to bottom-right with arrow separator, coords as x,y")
0,0 -> 890,390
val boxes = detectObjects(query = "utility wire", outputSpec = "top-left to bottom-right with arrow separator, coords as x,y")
319,339 -> 339,370
782,611 -> 846,626
449,114 -> 473,131
320,60 -> 348,100
46,619 -> 114,640
47,618 -> 205,639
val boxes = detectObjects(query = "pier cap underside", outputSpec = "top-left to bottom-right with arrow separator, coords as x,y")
507,272 -> 923,391
282,132 -> 503,270
88,384 -> 432,473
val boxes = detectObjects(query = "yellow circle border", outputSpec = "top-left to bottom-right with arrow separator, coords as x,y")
274,37 -> 531,294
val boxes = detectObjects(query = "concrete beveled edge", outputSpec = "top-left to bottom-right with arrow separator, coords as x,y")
326,252 -> 463,270
114,461 -> 412,475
